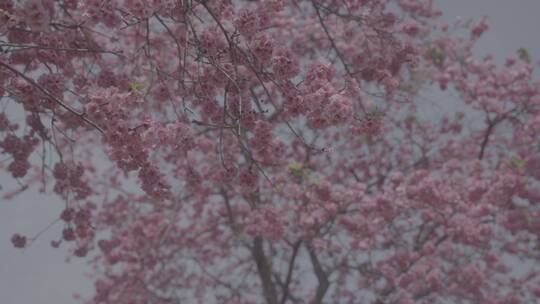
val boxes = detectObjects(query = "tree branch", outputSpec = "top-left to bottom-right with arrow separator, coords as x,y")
478,118 -> 497,160
312,1 -> 353,78
280,240 -> 302,304
307,245 -> 330,304
0,62 -> 105,134
253,236 -> 279,304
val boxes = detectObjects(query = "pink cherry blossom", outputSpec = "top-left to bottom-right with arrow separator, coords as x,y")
1,1 -> 540,303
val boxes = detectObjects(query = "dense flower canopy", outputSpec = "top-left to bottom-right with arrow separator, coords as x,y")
1,0 -> 540,303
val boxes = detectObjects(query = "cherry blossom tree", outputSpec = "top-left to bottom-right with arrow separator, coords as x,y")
1,0 -> 540,303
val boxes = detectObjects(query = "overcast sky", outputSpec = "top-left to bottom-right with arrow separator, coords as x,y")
1,1 -> 540,303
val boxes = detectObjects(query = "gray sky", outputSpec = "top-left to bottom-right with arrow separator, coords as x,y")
437,0 -> 540,60
1,1 -> 540,303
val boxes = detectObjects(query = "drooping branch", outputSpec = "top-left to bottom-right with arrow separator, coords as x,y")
0,62 -> 105,134
311,1 -> 353,78
0,42 -> 123,57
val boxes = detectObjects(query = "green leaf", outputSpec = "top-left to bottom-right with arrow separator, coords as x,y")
129,82 -> 145,91
517,47 -> 531,63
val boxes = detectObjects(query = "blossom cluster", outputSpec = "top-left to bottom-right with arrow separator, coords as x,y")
1,0 -> 540,303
